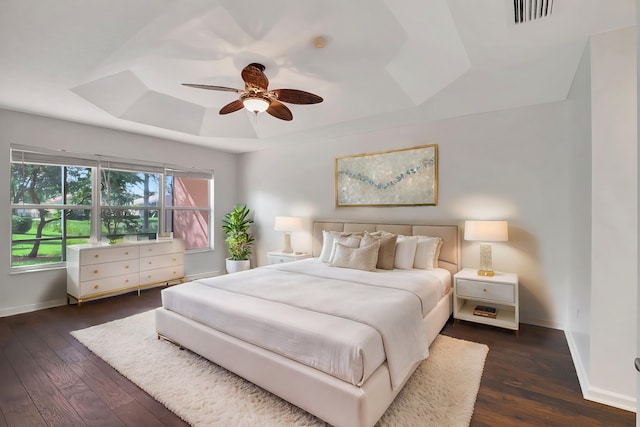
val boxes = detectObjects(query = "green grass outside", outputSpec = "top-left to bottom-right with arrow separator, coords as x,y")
11,218 -> 158,267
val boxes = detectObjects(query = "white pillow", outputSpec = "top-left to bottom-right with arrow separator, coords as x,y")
394,235 -> 419,270
328,235 -> 362,263
320,231 -> 361,263
414,236 -> 443,269
330,241 -> 380,271
319,230 -> 335,262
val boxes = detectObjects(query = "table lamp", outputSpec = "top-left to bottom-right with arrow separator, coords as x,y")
464,220 -> 509,276
274,216 -> 304,253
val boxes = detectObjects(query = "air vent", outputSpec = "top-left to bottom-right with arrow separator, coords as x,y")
514,0 -> 553,24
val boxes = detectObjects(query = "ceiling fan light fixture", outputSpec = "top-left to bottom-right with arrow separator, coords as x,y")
242,96 -> 270,113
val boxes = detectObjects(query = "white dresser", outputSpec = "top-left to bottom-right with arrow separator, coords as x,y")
66,240 -> 184,305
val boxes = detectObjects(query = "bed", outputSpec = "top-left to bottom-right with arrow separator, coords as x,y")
155,221 -> 459,427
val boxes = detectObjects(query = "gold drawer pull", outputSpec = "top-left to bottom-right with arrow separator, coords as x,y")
94,269 -> 99,274
94,284 -> 99,290
125,279 -> 129,283
172,258 -> 176,262
94,254 -> 99,258
147,275 -> 152,279
125,265 -> 129,269
124,251 -> 129,255
483,288 -> 487,292
148,261 -> 152,265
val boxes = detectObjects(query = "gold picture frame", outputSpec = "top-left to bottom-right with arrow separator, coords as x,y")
335,144 -> 438,206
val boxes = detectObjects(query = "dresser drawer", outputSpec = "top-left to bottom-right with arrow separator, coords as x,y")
80,246 -> 139,265
140,265 -> 184,285
80,259 -> 139,281
139,253 -> 183,271
456,279 -> 514,304
80,273 -> 140,297
139,241 -> 185,257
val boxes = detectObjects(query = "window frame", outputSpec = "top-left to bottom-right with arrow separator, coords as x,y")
10,146 -> 213,271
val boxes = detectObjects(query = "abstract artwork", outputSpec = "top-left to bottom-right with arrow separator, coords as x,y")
335,144 -> 438,206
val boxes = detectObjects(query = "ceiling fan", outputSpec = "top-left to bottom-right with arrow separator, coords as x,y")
182,63 -> 323,121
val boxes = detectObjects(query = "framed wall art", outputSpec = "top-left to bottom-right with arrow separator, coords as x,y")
335,144 -> 438,207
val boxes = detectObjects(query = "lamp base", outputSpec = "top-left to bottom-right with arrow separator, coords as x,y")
281,233 -> 293,254
477,269 -> 495,277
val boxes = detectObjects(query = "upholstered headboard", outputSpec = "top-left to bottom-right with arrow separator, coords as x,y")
312,221 -> 460,276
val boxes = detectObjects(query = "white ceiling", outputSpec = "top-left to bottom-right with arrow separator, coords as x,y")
0,0 -> 634,153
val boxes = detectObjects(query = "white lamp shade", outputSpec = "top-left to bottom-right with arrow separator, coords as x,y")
274,216 -> 304,232
464,220 -> 508,242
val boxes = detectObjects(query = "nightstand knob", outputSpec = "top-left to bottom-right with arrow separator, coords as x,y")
483,288 -> 487,292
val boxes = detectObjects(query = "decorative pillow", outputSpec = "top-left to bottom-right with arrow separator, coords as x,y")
328,234 -> 362,263
330,240 -> 380,271
320,231 -> 362,262
414,236 -> 443,269
394,235 -> 419,270
360,231 -> 398,270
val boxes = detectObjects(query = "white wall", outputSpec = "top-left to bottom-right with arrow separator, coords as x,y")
240,100 -> 576,330
587,27 -> 638,411
565,37 -> 593,396
0,109 -> 239,316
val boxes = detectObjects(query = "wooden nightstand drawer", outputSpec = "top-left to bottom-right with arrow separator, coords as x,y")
456,279 -> 514,304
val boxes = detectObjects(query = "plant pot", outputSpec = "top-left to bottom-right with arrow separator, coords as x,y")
225,258 -> 250,274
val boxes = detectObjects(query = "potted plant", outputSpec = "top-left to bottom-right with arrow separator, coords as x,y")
222,205 -> 255,273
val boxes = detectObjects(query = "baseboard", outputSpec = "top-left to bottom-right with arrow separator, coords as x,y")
584,386 -> 636,413
0,298 -> 68,318
521,316 -> 564,330
565,330 -> 636,413
564,329 -> 591,396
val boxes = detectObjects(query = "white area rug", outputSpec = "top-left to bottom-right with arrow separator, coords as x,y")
71,310 -> 488,427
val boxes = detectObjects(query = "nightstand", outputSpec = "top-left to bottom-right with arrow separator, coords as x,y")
453,267 -> 519,331
267,251 -> 312,265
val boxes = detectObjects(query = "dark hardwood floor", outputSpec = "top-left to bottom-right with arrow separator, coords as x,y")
0,288 -> 634,426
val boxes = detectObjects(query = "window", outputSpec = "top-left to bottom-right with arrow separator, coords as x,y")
164,174 -> 211,250
101,168 -> 161,241
11,161 -> 94,268
10,147 -> 212,269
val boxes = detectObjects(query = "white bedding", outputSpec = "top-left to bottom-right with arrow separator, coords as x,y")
161,258 -> 451,390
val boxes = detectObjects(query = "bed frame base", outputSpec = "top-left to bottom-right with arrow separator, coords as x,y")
155,290 -> 452,427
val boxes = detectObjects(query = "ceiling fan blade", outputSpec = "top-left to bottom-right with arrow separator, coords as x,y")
266,100 -> 293,121
272,89 -> 323,105
241,63 -> 269,91
182,83 -> 241,93
219,99 -> 245,115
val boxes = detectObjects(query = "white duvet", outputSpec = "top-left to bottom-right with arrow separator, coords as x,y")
161,258 -> 450,390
